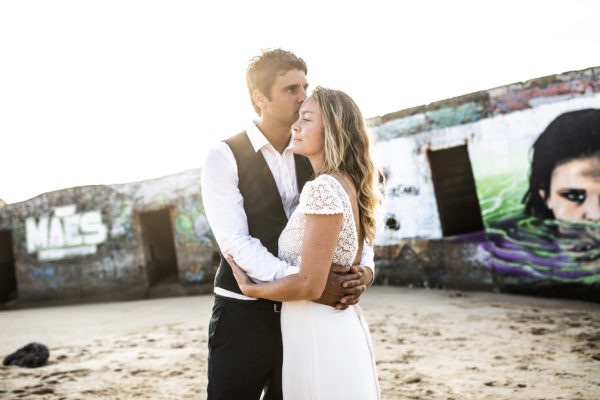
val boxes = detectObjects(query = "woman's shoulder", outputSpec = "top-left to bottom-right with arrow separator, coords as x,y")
304,174 -> 347,195
303,174 -> 353,205
299,174 -> 347,214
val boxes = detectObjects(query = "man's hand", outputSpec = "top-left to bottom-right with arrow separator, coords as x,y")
343,265 -> 373,288
314,265 -> 372,310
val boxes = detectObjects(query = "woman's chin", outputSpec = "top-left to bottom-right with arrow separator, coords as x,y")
293,147 -> 307,156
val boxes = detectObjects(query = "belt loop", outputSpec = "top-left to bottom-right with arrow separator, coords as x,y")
274,303 -> 281,313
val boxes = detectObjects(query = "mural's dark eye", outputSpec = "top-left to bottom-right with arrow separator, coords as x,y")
559,189 -> 586,204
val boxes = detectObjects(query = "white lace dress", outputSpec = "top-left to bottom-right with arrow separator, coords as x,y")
278,174 -> 380,400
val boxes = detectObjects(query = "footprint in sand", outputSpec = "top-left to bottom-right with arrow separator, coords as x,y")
530,327 -> 549,335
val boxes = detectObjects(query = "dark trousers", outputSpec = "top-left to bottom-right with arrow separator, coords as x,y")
207,296 -> 283,400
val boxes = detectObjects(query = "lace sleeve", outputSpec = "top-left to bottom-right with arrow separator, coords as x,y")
298,176 -> 344,215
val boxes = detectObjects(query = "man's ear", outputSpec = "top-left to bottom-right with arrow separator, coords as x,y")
252,89 -> 267,112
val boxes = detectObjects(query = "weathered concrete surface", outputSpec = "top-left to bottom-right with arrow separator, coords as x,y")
0,169 -> 218,306
367,66 -> 600,132
109,169 -> 218,288
0,186 -> 147,302
374,239 -> 495,291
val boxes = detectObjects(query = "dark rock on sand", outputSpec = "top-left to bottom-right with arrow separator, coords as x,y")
3,342 -> 50,368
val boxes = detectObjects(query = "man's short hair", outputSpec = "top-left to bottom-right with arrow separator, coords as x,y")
246,49 -> 307,115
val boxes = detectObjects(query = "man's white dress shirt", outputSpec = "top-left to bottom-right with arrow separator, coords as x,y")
201,122 -> 374,300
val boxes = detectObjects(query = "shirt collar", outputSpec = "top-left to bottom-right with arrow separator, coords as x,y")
247,121 -> 294,153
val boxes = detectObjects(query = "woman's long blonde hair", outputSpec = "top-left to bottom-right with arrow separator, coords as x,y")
312,86 -> 382,245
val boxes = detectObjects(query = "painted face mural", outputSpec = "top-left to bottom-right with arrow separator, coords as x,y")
473,109 -> 600,285
523,109 -> 600,224
544,156 -> 600,223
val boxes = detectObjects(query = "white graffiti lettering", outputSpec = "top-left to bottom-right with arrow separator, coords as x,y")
25,205 -> 108,261
80,211 -> 108,245
26,216 -> 49,252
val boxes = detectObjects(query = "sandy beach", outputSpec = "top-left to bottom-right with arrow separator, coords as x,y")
1,287 -> 599,400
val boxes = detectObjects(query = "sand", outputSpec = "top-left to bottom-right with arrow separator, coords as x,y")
1,287 -> 599,400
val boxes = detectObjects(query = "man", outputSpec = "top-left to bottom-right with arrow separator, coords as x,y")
201,49 -> 374,400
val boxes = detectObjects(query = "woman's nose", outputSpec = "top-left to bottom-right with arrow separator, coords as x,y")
582,197 -> 600,223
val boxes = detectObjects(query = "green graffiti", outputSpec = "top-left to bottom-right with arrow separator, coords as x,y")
475,171 -> 528,227
427,102 -> 484,129
11,219 -> 24,243
477,217 -> 600,284
373,114 -> 426,140
466,163 -> 600,286
175,215 -> 194,236
372,102 -> 486,141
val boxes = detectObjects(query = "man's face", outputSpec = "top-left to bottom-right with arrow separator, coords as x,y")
261,69 -> 308,127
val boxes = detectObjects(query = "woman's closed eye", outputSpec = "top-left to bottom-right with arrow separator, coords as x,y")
558,189 -> 587,204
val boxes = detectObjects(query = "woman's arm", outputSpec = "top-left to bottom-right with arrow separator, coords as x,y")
228,212 -> 343,302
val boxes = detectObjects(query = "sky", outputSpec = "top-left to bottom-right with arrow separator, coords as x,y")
1,0 -> 599,204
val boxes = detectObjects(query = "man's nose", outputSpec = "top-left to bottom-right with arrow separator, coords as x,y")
298,87 -> 307,102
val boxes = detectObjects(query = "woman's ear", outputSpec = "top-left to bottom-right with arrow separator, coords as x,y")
538,189 -> 550,208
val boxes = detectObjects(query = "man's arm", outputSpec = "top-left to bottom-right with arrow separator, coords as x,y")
357,243 -> 375,285
200,143 -> 298,282
228,212 -> 344,302
315,242 -> 375,309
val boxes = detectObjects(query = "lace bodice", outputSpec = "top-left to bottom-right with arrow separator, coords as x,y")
278,174 -> 359,268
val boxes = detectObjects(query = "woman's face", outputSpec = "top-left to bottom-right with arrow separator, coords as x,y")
291,96 -> 324,159
541,155 -> 600,223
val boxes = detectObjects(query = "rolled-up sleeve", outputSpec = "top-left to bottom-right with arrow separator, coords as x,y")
359,243 -> 375,285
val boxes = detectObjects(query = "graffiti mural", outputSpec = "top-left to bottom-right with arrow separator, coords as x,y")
372,70 -> 600,291
462,109 -> 600,285
169,192 -> 217,285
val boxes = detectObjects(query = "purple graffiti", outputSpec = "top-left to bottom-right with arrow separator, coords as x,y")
491,78 -> 600,114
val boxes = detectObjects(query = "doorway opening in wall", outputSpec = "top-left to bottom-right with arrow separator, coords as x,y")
0,230 -> 18,303
428,145 -> 484,236
139,208 -> 179,288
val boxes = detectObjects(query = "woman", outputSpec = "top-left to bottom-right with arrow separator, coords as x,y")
227,86 -> 381,399
522,108 -> 600,223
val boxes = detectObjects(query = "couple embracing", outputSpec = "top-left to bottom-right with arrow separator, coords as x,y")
201,49 -> 381,399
